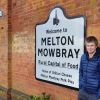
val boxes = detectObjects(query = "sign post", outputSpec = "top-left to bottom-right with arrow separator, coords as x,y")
35,7 -> 86,89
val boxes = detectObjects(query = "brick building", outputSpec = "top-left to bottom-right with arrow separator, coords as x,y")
0,0 -> 100,100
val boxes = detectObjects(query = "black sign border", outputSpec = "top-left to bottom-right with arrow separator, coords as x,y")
35,6 -> 87,91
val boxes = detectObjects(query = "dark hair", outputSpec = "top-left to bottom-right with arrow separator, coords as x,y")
85,36 -> 98,46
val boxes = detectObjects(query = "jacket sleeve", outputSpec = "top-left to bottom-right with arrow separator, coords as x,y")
79,57 -> 83,89
98,58 -> 100,99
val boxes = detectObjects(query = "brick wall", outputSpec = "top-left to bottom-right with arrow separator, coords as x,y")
11,0 -> 100,100
0,0 -> 100,100
0,0 -> 8,99
0,0 -> 8,90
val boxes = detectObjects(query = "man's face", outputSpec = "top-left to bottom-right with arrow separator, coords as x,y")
86,42 -> 97,54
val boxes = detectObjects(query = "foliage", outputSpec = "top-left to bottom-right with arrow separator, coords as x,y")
29,92 -> 51,100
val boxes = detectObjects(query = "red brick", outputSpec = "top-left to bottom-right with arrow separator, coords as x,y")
0,0 -> 100,100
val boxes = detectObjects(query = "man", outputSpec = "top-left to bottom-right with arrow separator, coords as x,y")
78,36 -> 100,100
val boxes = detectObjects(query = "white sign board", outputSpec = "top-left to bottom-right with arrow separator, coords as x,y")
35,7 -> 85,89
0,11 -> 3,17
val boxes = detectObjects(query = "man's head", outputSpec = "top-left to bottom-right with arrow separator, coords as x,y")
85,36 -> 98,54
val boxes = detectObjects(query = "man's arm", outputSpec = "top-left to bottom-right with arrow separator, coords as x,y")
79,57 -> 83,89
98,58 -> 100,100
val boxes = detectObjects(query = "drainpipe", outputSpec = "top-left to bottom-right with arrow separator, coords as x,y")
7,0 -> 12,99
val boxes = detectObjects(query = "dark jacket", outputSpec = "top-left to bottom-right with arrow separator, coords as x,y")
79,47 -> 100,98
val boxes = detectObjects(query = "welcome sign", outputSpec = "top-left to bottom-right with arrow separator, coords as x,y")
35,7 -> 85,89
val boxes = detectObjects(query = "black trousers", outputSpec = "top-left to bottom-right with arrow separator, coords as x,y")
78,89 -> 98,100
